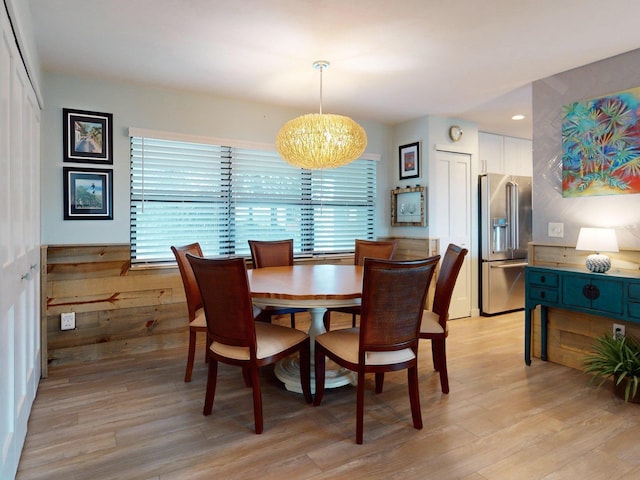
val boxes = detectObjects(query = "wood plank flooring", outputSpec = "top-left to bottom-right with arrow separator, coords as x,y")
17,312 -> 640,480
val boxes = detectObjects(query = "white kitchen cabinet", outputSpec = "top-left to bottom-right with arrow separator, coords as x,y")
479,132 -> 532,176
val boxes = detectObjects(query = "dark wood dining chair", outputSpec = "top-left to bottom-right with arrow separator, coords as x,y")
248,239 -> 305,328
420,243 -> 468,394
314,256 -> 440,444
186,255 -> 312,434
323,239 -> 398,330
171,243 -> 209,382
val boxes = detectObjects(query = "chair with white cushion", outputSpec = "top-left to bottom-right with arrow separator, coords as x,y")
313,255 -> 439,444
187,254 -> 312,434
171,243 -> 209,382
420,243 -> 468,394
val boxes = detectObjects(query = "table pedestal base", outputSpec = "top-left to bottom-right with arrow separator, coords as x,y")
274,306 -> 357,393
275,355 -> 356,394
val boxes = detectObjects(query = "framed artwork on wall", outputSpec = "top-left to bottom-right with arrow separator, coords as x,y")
398,142 -> 420,180
63,167 -> 113,220
562,86 -> 640,197
63,108 -> 113,164
391,186 -> 426,227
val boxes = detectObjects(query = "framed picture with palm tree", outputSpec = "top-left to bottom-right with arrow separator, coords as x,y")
63,108 -> 113,164
562,86 -> 640,197
63,167 -> 113,220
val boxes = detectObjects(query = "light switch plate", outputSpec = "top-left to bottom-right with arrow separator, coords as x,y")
548,222 -> 564,238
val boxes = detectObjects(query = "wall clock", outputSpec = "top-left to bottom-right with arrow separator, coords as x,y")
449,125 -> 463,142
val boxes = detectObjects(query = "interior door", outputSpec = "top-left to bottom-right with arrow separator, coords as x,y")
1,8 -> 41,478
433,150 -> 471,319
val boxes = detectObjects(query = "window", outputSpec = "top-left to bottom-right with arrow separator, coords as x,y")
130,130 -> 377,264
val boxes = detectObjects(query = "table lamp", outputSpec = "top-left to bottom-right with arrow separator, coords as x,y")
575,227 -> 618,273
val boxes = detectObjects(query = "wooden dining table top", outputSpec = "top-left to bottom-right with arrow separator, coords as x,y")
247,264 -> 363,302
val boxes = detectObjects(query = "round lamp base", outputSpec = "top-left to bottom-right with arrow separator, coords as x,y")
585,253 -> 611,273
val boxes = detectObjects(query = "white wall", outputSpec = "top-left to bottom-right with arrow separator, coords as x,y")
41,72 -> 394,245
4,0 -> 42,102
390,116 -> 478,236
532,48 -> 640,250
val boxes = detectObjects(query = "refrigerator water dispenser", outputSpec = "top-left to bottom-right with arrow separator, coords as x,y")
492,217 -> 508,253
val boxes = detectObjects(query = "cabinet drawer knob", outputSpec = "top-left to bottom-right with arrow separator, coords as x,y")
541,275 -> 545,283
540,291 -> 546,299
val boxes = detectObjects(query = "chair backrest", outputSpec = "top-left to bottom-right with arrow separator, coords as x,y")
432,244 -> 469,327
248,239 -> 294,269
186,255 -> 258,353
171,243 -> 204,321
359,256 -> 440,356
354,239 -> 397,266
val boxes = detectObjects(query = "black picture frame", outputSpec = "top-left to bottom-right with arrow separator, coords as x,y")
63,167 -> 113,220
63,108 -> 113,164
399,142 -> 420,180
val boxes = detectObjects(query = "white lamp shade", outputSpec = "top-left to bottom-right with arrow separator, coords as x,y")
575,228 -> 619,253
575,227 -> 618,273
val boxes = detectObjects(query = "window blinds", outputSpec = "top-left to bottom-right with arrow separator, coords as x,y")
130,133 -> 377,264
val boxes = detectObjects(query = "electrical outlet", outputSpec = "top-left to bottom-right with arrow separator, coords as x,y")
61,312 -> 76,331
613,323 -> 625,339
548,222 -> 564,238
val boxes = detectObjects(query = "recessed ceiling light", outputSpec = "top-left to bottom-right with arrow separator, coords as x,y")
511,114 -> 525,121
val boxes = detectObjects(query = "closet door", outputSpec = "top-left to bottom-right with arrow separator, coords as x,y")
0,7 -> 41,479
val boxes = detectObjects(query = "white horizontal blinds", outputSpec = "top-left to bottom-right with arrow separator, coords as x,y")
130,137 -> 231,263
311,159 -> 377,252
232,147 -> 305,257
130,132 -> 377,264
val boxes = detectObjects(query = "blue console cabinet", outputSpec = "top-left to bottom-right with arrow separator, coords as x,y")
524,266 -> 640,365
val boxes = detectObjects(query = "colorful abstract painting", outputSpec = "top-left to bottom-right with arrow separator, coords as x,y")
562,86 -> 640,197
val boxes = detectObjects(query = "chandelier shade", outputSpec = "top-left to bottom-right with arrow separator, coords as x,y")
276,112 -> 367,169
276,60 -> 367,170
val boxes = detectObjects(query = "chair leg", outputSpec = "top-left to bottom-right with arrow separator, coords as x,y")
255,310 -> 272,323
184,328 -> 197,382
203,359 -> 218,416
204,332 -> 211,364
356,371 -> 366,444
408,364 -> 423,430
323,311 -> 331,331
375,372 -> 385,394
250,367 -> 263,434
351,313 -> 357,328
313,345 -> 326,406
290,312 -> 296,329
242,367 -> 252,387
431,341 -> 440,371
299,339 -> 312,403
433,339 -> 449,394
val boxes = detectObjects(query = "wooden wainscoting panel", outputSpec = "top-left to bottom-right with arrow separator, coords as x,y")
379,236 -> 439,260
533,304 -> 640,371
44,244 -> 188,366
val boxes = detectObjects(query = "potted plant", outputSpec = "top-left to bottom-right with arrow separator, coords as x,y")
583,332 -> 640,403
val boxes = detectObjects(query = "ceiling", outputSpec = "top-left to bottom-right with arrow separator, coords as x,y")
28,0 -> 640,140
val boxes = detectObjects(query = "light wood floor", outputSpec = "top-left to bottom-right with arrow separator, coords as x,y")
17,312 -> 640,480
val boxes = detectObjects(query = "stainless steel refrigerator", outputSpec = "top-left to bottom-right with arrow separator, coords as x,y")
479,173 -> 532,315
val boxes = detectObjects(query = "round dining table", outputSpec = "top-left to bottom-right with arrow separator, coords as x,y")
247,264 -> 363,393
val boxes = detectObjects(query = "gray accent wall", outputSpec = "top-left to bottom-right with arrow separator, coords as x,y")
532,48 -> 640,250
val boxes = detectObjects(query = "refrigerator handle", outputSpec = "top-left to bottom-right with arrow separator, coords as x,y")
506,180 -> 519,251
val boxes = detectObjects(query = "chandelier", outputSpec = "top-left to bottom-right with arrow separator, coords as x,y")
276,61 -> 367,169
